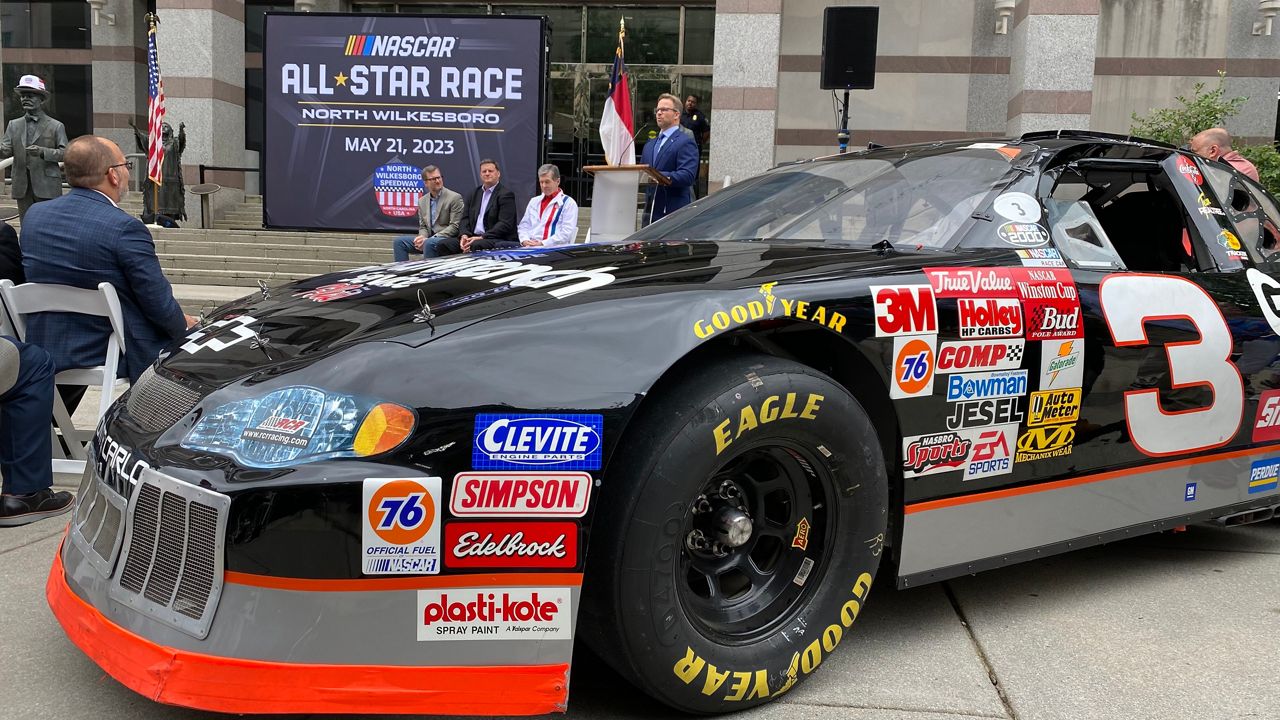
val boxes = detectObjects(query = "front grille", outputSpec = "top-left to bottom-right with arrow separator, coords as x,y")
109,469 -> 229,639
69,460 -> 127,577
126,366 -> 202,432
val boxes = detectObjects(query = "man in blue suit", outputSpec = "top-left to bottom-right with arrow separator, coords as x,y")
641,93 -> 700,225
21,135 -> 194,383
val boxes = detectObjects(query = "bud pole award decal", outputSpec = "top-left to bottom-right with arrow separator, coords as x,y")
362,477 -> 442,574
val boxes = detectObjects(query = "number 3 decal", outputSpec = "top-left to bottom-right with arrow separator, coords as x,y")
1100,274 -> 1243,457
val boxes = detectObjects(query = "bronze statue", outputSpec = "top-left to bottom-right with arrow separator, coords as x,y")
0,75 -> 68,219
129,118 -> 187,223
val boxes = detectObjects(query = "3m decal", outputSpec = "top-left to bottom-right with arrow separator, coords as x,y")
924,267 -> 1016,299
445,521 -> 577,568
1028,389 -> 1081,426
1099,274 -> 1243,457
693,283 -> 847,338
417,587 -> 572,641
791,517 -> 811,550
449,472 -> 591,517
1247,458 -> 1280,494
179,315 -> 260,355
1176,155 -> 1203,186
672,573 -> 872,702
472,414 -> 603,471
890,336 -> 936,399
1014,423 -> 1075,462
996,222 -> 1050,248
1039,340 -> 1084,390
714,393 -> 824,455
903,432 -> 972,477
936,339 -> 1024,373
362,477 -> 442,575
957,298 -> 1023,338
945,398 -> 1025,430
871,284 -> 937,337
992,192 -> 1042,223
1246,268 -> 1280,336
946,369 -> 1028,401
1016,248 -> 1067,268
965,424 -> 1017,480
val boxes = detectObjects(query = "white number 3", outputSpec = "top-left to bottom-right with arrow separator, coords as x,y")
1100,274 -> 1243,457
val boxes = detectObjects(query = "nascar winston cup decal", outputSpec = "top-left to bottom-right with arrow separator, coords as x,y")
417,587 -> 572,641
472,414 -> 603,471
362,477 -> 442,575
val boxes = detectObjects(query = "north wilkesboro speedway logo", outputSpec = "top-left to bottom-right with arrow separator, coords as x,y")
472,414 -> 604,471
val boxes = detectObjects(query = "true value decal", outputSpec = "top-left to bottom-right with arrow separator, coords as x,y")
362,477 -> 442,575
417,586 -> 572,641
472,414 -> 603,471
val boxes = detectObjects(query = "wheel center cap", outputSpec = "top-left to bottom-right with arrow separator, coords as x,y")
715,506 -> 753,547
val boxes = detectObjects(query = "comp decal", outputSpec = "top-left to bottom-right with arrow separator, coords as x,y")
445,521 -> 577,568
1039,340 -> 1084,390
449,471 -> 591,517
671,573 -> 873,702
713,392 -> 824,455
1247,458 -> 1280,494
1253,390 -> 1280,443
889,335 -> 936,399
957,298 -> 1022,338
1028,388 -> 1081,426
924,267 -> 1016,299
1012,268 -> 1081,341
871,284 -> 937,337
1247,268 -> 1280,336
417,587 -> 572,641
946,369 -> 1028,402
996,222 -> 1050,248
936,339 -> 1024,373
362,477 -> 442,575
693,282 -> 847,338
472,414 -> 603,471
1014,423 -> 1075,462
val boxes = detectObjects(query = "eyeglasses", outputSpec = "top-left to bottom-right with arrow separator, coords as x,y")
425,176 -> 443,182
654,107 -> 678,114
108,161 -> 133,171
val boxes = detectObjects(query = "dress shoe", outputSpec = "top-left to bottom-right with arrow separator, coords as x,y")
0,488 -> 74,527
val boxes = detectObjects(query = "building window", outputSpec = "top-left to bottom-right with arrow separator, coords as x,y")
586,7 -> 679,65
683,7 -> 714,65
501,5 -> 583,63
0,1 -> 90,50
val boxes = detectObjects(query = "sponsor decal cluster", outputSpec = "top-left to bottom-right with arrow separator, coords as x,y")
1249,458 -> 1280,494
903,424 -> 1017,480
714,392 -> 824,455
1253,389 -> 1280,443
363,477 -> 442,575
1014,423 -> 1075,462
1012,268 -> 1082,341
694,282 -> 847,339
417,587 -> 572,640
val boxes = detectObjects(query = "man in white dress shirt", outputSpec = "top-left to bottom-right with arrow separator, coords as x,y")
517,164 -> 579,247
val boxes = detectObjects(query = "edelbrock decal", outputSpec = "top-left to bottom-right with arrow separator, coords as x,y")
472,414 -> 603,471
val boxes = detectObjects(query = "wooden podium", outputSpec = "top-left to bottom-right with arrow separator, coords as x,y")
583,164 -> 668,243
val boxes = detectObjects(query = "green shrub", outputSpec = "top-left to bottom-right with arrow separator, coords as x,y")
1129,72 -> 1247,146
1236,143 -> 1280,200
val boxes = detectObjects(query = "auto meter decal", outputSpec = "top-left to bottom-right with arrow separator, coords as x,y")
472,414 -> 603,471
449,472 -> 591,517
445,521 -> 578,568
1012,268 -> 1082,341
996,222 -> 1050,248
924,267 -> 1016,298
1039,339 -> 1084,390
936,339 -> 1024,372
1176,155 -> 1203,186
1253,390 -> 1280,442
871,284 -> 937,337
890,335 -> 937,399
1028,388 -> 1081,427
957,298 -> 1022,338
362,477 -> 442,575
1248,458 -> 1280,494
417,586 -> 573,641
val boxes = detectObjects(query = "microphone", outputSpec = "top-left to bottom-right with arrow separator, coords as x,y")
618,123 -> 649,164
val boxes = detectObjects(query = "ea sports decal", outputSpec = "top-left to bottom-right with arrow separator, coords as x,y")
871,284 -> 937,337
472,414 -> 603,471
1175,155 -> 1202,186
890,335 -> 937,399
996,222 -> 1050,248
992,192 -> 1042,223
1039,340 -> 1084,390
450,472 -> 591,517
417,587 -> 572,641
362,477 -> 442,575
924,267 -> 1016,299
964,424 -> 1018,480
1247,268 -> 1280,336
957,298 -> 1022,338
936,339 -> 1024,373
1253,390 -> 1280,443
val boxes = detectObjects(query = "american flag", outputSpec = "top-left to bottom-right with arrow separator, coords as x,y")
146,14 -> 166,184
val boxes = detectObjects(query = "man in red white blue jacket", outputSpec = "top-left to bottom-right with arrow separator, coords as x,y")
517,164 -> 579,247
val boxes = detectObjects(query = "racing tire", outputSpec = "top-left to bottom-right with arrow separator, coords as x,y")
582,353 -> 888,713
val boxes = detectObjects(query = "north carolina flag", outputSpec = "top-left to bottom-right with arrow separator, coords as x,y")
599,19 -> 634,166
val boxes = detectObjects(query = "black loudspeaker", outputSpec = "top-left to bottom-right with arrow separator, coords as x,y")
821,6 -> 879,90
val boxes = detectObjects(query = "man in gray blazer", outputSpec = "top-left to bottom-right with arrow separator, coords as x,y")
392,164 -> 465,262
0,75 -> 68,219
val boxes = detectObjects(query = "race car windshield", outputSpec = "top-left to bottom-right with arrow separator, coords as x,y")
631,146 -> 1025,248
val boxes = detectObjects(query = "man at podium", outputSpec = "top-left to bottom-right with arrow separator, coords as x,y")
640,93 -> 699,225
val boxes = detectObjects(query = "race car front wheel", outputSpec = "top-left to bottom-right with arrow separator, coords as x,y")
582,353 -> 888,713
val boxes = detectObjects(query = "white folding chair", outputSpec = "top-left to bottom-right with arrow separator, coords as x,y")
0,279 -> 129,475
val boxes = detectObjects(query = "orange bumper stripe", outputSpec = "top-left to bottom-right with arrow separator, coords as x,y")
46,551 -> 570,715
225,569 -> 583,592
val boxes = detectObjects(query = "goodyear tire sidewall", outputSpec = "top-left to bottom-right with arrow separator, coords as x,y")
614,364 -> 888,712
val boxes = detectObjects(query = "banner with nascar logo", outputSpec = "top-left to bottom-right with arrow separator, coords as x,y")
263,12 -> 546,231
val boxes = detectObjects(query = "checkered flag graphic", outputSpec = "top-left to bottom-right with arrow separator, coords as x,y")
1006,343 -> 1024,363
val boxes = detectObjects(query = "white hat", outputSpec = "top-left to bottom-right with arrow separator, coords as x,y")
15,75 -> 48,96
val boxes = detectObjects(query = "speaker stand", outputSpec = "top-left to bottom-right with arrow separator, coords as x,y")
837,90 -> 851,153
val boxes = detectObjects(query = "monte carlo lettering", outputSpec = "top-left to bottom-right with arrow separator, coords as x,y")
472,414 -> 603,471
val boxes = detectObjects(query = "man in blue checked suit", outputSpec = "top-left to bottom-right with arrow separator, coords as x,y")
641,93 -> 700,226
21,135 -> 195,383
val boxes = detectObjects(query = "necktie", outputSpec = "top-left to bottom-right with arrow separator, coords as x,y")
429,194 -> 438,228
655,132 -> 669,158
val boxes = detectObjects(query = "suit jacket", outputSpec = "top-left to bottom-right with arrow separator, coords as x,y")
21,188 -> 187,382
417,186 -> 465,239
462,181 -> 519,250
0,113 -> 68,199
0,222 -> 23,285
641,128 -> 699,223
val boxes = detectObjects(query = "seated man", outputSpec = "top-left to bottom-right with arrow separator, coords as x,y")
0,336 -> 72,527
21,135 -> 196,383
392,165 -> 464,262
518,164 -> 579,247
425,159 -> 518,256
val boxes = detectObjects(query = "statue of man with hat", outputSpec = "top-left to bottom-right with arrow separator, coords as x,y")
0,75 -> 69,219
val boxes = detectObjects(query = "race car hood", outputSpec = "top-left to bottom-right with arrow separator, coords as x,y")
156,241 -> 986,387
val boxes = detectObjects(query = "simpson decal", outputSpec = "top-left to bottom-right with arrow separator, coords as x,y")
1028,389 -> 1081,426
1248,458 -> 1280,494
472,414 -> 603,471
417,587 -> 572,641
946,369 -> 1028,401
1039,340 -> 1084,390
1254,390 -> 1280,443
936,339 -> 1024,373
957,298 -> 1023,338
924,267 -> 1016,299
996,222 -> 1050,248
449,472 -> 591,517
362,477 -> 442,575
890,335 -> 937,399
871,284 -> 937,337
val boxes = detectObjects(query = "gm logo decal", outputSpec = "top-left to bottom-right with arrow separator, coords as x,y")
473,414 -> 603,471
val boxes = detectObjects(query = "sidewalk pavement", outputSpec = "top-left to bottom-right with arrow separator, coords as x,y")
4,496 -> 1278,720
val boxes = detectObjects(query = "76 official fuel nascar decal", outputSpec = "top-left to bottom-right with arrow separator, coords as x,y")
363,477 -> 442,575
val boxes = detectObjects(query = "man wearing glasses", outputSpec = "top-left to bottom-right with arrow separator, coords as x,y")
640,93 -> 700,225
21,135 -> 195,386
392,165 -> 465,262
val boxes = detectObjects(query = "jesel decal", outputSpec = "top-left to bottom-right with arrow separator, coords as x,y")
672,572 -> 873,702
714,393 -> 823,455
693,282 -> 847,339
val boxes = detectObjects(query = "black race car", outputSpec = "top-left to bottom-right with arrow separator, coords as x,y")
50,131 -> 1280,715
